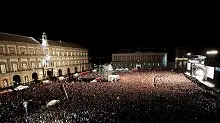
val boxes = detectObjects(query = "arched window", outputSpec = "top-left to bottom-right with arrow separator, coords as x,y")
20,47 -> 26,55
0,62 -> 7,73
21,61 -> 28,70
31,61 -> 36,69
11,62 -> 18,72
29,48 -> 34,55
24,76 -> 29,83
2,79 -> 9,87
9,47 -> 15,55
0,46 -> 4,55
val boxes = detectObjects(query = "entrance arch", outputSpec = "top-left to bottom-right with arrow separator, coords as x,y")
136,64 -> 141,70
58,69 -> 62,76
24,76 -> 29,83
13,75 -> 21,85
75,67 -> 77,73
47,71 -> 52,77
67,68 -> 71,75
32,72 -> 38,80
2,78 -> 9,87
82,66 -> 84,72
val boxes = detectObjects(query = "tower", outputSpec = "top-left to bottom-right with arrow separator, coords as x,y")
42,32 -> 49,47
41,32 -> 50,69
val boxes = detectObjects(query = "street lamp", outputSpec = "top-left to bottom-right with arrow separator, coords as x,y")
23,101 -> 29,123
187,53 -> 191,56
207,50 -> 218,55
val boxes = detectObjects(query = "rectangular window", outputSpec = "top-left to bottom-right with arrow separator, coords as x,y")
127,56 -> 130,61
0,46 -> 4,55
12,63 -> 18,71
44,49 -> 48,54
31,62 -> 35,69
114,56 -> 117,61
36,49 -> 40,55
131,56 -> 134,61
118,56 -> 121,61
22,63 -> 27,69
1,64 -> 6,73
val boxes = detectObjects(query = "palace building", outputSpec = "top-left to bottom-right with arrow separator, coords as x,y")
0,32 -> 92,88
112,52 -> 167,70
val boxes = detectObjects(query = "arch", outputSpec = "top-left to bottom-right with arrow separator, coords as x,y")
0,62 -> 7,73
21,61 -> 28,70
1,77 -> 10,88
82,66 -> 84,72
178,61 -> 182,68
47,70 -> 53,77
75,67 -> 77,73
11,61 -> 18,72
58,69 -> 62,76
24,75 -> 29,83
13,75 -> 21,85
67,68 -> 71,75
32,72 -> 38,80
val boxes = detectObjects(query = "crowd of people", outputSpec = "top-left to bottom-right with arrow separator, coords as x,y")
1,70 -> 220,122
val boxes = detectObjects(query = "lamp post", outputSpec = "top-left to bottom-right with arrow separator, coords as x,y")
23,101 -> 29,123
206,50 -> 218,55
187,53 -> 191,56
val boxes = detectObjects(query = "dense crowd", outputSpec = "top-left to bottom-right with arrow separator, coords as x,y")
1,71 -> 220,122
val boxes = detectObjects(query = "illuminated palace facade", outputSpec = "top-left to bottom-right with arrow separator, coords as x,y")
112,52 -> 167,70
0,32 -> 91,88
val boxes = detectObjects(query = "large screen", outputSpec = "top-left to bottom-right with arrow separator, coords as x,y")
206,66 -> 214,79
192,63 -> 206,80
187,63 -> 191,70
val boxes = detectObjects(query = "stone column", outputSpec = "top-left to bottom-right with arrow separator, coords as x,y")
4,44 -> 8,55
27,58 -> 30,69
26,45 -> 29,55
18,58 -> 21,70
6,58 -> 11,72
36,58 -> 38,68
16,45 -> 19,55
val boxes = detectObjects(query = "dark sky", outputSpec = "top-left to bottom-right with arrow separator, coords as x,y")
0,6 -> 219,62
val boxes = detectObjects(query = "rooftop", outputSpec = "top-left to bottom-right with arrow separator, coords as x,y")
0,32 -> 87,49
47,40 -> 86,49
0,32 -> 40,44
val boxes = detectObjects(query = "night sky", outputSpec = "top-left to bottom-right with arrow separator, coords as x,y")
0,6 -> 218,63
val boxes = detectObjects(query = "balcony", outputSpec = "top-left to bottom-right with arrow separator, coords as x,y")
0,53 -> 47,56
0,68 -> 43,74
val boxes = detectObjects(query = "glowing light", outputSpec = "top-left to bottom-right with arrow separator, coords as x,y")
59,76 -> 64,80
187,63 -> 191,70
187,53 -> 191,56
195,69 -> 204,80
185,72 -> 190,76
46,55 -> 51,60
207,50 -> 218,55
188,60 -> 199,63
206,66 -> 214,79
200,80 -> 215,88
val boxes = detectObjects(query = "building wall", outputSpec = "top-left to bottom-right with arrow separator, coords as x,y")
175,58 -> 188,71
111,52 -> 167,69
0,40 -> 92,88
